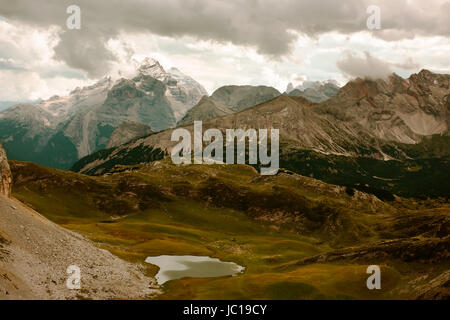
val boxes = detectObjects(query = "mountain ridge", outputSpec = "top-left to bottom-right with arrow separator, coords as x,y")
0,58 -> 207,169
178,85 -> 280,126
72,70 -> 450,198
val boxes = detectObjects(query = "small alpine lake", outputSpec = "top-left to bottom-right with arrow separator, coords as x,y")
145,255 -> 245,285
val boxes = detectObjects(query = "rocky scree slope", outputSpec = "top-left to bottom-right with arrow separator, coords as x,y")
0,146 -> 158,299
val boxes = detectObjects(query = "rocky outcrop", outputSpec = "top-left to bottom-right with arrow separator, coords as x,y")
0,145 -> 11,197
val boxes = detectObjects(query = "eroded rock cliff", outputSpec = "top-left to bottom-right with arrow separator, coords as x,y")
0,145 -> 11,197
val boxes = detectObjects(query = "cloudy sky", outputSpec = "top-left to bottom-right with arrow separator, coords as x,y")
0,0 -> 449,106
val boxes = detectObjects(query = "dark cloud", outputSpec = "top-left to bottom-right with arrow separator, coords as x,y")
337,51 -> 393,79
0,0 -> 447,77
53,30 -> 115,77
337,51 -> 421,79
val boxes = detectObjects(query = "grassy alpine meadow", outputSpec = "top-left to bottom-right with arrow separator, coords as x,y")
9,160 -> 449,299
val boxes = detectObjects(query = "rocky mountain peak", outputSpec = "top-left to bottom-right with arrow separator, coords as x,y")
286,82 -> 294,93
287,80 -> 340,103
0,144 -> 12,198
409,69 -> 449,88
134,57 -> 208,120
338,70 -> 449,103
138,58 -> 167,81
336,75 -> 397,101
416,69 -> 434,79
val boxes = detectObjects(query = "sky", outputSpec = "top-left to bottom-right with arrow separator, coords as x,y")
0,0 -> 449,105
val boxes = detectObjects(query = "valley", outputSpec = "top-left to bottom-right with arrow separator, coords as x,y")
8,159 -> 449,299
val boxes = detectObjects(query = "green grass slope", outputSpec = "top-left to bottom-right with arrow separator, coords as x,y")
9,160 -> 450,299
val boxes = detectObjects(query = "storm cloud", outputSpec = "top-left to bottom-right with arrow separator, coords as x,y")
0,0 -> 448,77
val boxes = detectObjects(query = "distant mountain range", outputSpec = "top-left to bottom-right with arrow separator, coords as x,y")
285,80 -> 340,103
0,56 -> 348,170
3,60 -> 449,199
177,81 -> 341,126
178,85 -> 280,126
73,70 -> 450,198
0,58 -> 207,169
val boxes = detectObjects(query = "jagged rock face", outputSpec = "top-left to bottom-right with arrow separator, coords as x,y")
317,70 -> 449,144
62,75 -> 175,159
107,121 -> 153,148
168,67 -> 209,106
0,77 -> 114,169
0,145 -> 12,197
137,58 -> 208,120
100,76 -> 175,131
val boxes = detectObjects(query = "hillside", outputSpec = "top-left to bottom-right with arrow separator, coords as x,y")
0,196 -> 159,299
209,85 -> 281,112
177,96 -> 233,127
0,145 -> 158,299
9,159 -> 450,299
